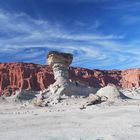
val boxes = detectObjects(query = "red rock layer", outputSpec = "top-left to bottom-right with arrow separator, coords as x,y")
0,63 -> 54,96
0,62 -> 139,96
70,67 -> 140,89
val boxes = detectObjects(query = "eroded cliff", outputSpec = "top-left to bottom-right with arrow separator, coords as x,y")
0,62 -> 139,96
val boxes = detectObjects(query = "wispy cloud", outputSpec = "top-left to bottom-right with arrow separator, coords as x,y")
0,8 -> 139,69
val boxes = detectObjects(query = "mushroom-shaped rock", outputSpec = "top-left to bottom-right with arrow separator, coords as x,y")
36,51 -> 97,106
47,51 -> 73,83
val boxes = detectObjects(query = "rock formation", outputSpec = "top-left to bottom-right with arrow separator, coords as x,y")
40,51 -> 97,104
95,85 -> 127,101
0,62 -> 55,96
0,62 -> 140,96
47,51 -> 72,85
81,85 -> 130,109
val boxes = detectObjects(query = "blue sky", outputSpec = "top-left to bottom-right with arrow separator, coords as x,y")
0,0 -> 140,69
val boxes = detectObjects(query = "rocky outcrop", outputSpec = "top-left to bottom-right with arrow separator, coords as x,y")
80,85 -> 130,109
0,63 -> 55,96
121,69 -> 140,88
70,68 -> 140,89
41,51 -> 97,104
47,51 -> 73,83
0,62 -> 140,96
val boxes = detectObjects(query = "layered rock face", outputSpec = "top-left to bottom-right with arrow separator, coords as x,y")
121,69 -> 140,88
0,62 -> 140,96
70,68 -> 140,89
0,63 -> 54,96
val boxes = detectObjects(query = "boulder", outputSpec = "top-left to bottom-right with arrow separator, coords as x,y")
96,85 -> 128,101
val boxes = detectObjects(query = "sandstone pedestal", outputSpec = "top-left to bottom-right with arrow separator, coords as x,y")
39,51 -> 97,105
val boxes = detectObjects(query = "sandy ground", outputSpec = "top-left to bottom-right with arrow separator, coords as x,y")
0,91 -> 140,140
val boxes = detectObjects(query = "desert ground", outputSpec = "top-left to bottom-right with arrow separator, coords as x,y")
0,89 -> 140,140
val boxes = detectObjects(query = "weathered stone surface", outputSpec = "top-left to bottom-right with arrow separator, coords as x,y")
41,51 -> 97,104
70,68 -> 140,89
96,85 -> 128,101
81,85 -> 129,107
0,62 -> 54,96
0,62 -> 140,96
85,94 -> 102,106
121,68 -> 140,89
47,51 -> 72,83
47,51 -> 73,67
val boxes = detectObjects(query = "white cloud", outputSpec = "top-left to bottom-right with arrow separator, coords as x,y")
0,9 -> 139,69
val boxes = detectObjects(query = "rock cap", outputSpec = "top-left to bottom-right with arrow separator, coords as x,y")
47,51 -> 73,66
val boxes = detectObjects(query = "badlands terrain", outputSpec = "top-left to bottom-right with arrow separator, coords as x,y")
0,51 -> 140,140
0,88 -> 140,140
